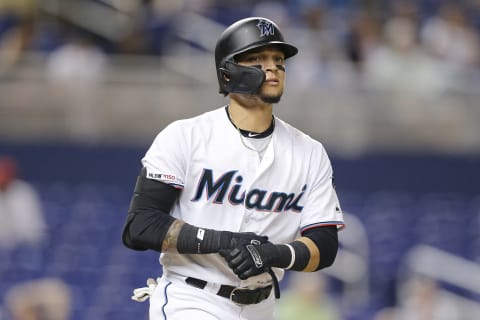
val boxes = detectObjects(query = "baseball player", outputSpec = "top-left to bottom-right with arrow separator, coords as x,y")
122,17 -> 345,320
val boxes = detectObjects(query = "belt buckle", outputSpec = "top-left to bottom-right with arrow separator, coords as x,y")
229,287 -> 247,306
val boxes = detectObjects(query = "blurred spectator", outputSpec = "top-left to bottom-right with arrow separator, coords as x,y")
285,3 -> 349,89
362,15 -> 449,96
420,3 -> 480,89
276,272 -> 342,320
137,0 -> 187,56
45,31 -> 108,142
0,156 -> 47,250
395,276 -> 461,320
4,278 -> 71,320
0,0 -> 37,78
374,275 -> 461,320
45,31 -> 107,85
343,9 -> 382,73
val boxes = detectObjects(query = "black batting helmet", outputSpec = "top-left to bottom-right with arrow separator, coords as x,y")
215,17 -> 298,95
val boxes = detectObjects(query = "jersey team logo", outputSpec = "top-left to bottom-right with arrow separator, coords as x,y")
256,20 -> 274,37
191,168 -> 306,213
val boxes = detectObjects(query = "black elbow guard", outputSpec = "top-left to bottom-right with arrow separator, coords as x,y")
122,167 -> 180,251
303,226 -> 339,270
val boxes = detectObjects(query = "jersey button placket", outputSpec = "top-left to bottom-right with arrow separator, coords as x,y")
243,212 -> 251,224
241,204 -> 251,226
241,201 -> 254,228
242,153 -> 260,228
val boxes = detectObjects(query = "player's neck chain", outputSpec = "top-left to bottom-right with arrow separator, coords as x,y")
225,106 -> 275,154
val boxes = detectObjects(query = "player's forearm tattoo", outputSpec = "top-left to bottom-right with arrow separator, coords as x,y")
297,237 -> 320,272
162,220 -> 185,252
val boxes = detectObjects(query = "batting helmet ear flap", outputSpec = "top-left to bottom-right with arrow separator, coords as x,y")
218,61 -> 265,95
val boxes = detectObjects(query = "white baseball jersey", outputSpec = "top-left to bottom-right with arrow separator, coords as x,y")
142,106 -> 344,288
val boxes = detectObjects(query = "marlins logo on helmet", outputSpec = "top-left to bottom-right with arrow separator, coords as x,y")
257,20 -> 275,37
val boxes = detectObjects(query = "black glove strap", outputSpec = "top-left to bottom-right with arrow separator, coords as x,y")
267,268 -> 281,299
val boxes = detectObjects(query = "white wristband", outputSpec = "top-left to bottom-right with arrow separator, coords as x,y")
285,244 -> 296,269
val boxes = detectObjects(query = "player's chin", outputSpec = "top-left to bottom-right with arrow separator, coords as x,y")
260,92 -> 283,104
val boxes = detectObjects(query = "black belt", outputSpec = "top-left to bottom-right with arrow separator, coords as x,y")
185,277 -> 272,305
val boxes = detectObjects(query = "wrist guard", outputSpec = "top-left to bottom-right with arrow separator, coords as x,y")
177,224 -> 231,254
176,224 -> 268,254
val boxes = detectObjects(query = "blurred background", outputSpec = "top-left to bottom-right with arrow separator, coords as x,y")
1,0 -> 480,319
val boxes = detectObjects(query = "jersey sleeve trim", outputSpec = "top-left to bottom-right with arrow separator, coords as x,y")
167,183 -> 184,190
301,221 -> 345,234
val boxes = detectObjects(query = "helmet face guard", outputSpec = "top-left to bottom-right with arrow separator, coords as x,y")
217,61 -> 266,94
215,17 -> 298,95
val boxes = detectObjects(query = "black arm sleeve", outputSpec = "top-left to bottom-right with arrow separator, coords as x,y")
121,167 -> 181,252
302,225 -> 339,270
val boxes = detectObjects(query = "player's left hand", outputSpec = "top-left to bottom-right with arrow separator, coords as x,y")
221,242 -> 280,280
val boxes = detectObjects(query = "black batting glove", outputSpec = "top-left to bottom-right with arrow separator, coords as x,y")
224,232 -> 269,249
218,232 -> 268,256
223,242 -> 282,280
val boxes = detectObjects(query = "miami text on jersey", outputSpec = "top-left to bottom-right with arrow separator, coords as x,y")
191,169 -> 306,213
